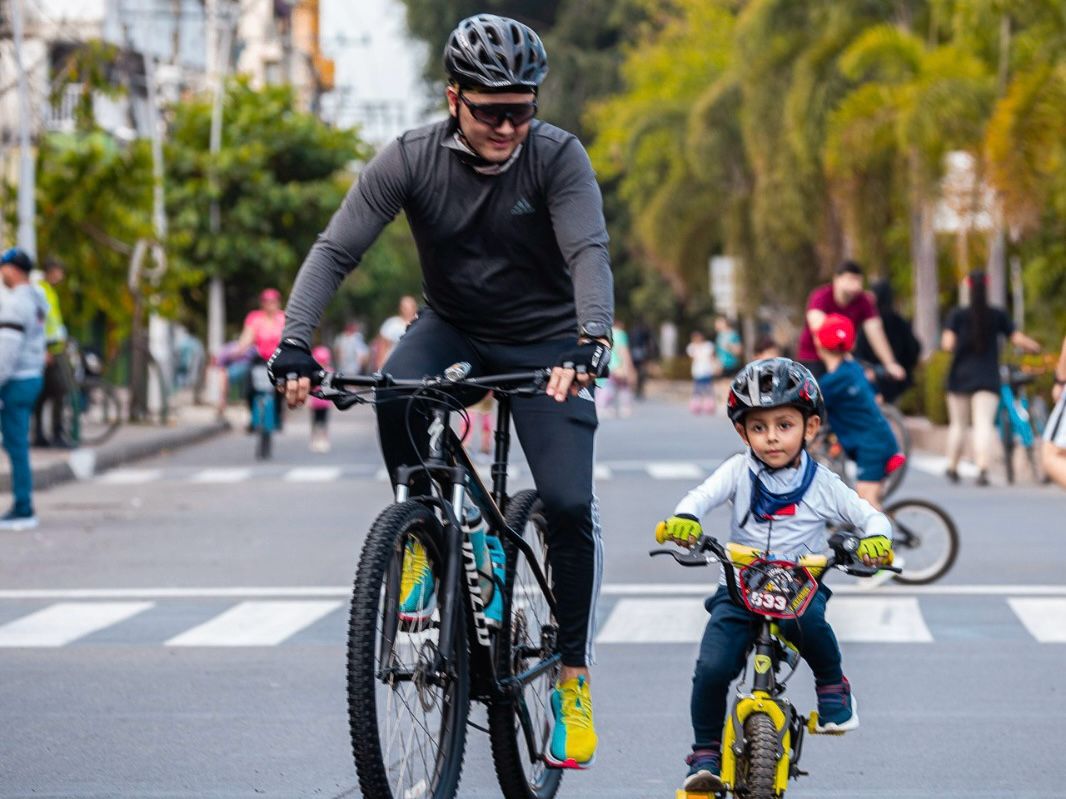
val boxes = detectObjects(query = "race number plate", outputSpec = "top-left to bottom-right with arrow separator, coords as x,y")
737,559 -> 818,620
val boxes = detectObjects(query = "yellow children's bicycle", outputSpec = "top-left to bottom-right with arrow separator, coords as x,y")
650,531 -> 901,799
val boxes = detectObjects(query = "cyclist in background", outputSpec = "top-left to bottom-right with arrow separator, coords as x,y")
815,314 -> 904,509
268,14 -> 613,770
238,288 -> 286,431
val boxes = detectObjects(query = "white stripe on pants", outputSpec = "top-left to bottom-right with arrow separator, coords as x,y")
946,391 -> 999,470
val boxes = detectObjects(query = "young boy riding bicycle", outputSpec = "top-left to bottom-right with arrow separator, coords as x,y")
656,358 -> 894,793
814,314 -> 905,509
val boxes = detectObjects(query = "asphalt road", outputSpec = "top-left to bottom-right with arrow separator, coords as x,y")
1,397 -> 1064,798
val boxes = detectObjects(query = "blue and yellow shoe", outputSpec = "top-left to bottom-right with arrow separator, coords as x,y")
545,676 -> 597,769
814,676 -> 859,733
398,538 -> 436,624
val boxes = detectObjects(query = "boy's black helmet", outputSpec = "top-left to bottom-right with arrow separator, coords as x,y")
727,358 -> 824,423
444,15 -> 548,90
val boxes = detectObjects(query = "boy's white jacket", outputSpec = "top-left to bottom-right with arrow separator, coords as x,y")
674,450 -> 891,561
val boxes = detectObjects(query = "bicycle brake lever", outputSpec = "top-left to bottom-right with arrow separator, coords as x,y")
649,548 -> 716,567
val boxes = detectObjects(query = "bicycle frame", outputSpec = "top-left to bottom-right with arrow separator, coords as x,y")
998,379 -> 1036,448
385,388 -> 560,708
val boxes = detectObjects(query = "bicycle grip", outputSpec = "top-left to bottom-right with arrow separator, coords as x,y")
654,520 -> 668,544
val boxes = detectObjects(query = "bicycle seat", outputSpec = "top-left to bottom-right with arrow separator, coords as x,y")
1002,366 -> 1036,387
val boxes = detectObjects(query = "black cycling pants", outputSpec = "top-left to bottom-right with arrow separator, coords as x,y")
379,307 -> 602,667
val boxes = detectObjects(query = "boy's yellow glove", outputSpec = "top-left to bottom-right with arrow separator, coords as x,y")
855,535 -> 894,567
655,513 -> 703,547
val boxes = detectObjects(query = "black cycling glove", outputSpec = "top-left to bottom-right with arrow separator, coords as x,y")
555,340 -> 611,379
266,338 -> 322,387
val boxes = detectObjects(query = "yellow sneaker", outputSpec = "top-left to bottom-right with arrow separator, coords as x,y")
545,675 -> 597,769
398,538 -> 436,623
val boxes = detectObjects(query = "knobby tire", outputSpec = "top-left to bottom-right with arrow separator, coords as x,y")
347,501 -> 469,799
738,712 -> 781,799
488,489 -> 563,799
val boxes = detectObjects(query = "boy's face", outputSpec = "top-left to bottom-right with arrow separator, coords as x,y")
735,406 -> 820,468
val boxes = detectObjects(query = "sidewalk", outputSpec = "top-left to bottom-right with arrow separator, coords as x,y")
0,397 -> 230,494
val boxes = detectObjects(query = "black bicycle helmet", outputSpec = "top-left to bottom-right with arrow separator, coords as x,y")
443,15 -> 548,90
727,358 -> 824,424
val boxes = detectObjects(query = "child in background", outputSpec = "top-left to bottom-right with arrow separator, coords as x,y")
657,358 -> 893,792
815,314 -> 904,509
687,331 -> 720,414
309,345 -> 333,453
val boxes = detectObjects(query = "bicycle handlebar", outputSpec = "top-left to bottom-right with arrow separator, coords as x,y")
649,532 -> 901,606
310,365 -> 553,409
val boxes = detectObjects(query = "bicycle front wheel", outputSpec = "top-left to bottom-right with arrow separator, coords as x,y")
488,489 -> 563,799
887,499 -> 959,585
736,712 -> 781,799
347,501 -> 469,799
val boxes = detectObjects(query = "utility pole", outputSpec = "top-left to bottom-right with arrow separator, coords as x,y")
11,0 -> 37,258
205,0 -> 233,358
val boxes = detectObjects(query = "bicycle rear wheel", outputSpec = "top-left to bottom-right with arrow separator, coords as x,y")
881,405 -> 910,500
65,379 -> 122,446
887,499 -> 959,585
347,501 -> 469,799
488,489 -> 563,799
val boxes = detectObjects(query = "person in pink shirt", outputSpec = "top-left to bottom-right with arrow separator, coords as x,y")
796,261 -> 906,382
238,288 -> 286,429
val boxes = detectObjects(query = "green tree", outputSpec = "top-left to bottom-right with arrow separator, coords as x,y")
165,79 -> 369,334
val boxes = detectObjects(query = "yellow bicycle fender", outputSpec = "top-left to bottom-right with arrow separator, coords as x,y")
720,691 -> 791,793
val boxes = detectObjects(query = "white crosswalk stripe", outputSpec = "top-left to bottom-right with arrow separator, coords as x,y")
99,469 -> 163,485
1007,598 -> 1066,642
0,602 -> 154,647
595,597 -> 934,644
189,468 -> 252,484
0,593 -> 1065,647
164,600 -> 342,647
283,467 -> 342,482
646,462 -> 704,480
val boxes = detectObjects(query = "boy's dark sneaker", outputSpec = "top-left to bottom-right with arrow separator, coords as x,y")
814,676 -> 859,733
684,746 -> 723,792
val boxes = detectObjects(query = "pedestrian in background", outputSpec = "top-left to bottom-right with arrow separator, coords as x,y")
855,279 -> 920,404
942,271 -> 1041,486
1041,333 -> 1066,489
797,261 -> 905,382
309,345 -> 333,453
0,248 -> 48,530
32,259 -> 71,448
686,330 -> 719,415
333,320 -> 369,376
713,315 -> 742,408
374,295 -> 418,371
629,318 -> 656,400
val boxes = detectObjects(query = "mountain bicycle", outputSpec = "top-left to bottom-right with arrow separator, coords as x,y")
249,359 -> 276,460
811,401 -> 910,501
650,531 -> 901,799
997,365 -> 1049,485
314,363 -> 564,799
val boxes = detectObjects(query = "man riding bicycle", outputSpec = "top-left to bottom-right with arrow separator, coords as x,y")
268,14 -> 612,770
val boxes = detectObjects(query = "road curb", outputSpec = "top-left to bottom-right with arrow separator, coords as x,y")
2,420 -> 231,494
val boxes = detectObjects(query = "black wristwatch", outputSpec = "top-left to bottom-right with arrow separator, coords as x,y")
580,322 -> 613,347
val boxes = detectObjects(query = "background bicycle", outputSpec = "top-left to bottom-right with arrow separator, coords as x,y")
997,365 -> 1049,485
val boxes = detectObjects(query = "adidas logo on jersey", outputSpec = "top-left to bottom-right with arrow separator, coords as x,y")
510,198 -> 536,215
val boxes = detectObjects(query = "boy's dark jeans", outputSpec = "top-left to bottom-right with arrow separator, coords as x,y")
691,583 -> 843,749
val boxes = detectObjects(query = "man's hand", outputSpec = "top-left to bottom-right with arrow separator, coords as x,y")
546,339 -> 610,402
655,514 -> 703,548
885,362 -> 906,382
266,339 -> 322,408
855,534 -> 894,568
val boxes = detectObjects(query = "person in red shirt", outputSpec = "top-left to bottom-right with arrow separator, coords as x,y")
796,261 -> 906,383
238,288 -> 286,429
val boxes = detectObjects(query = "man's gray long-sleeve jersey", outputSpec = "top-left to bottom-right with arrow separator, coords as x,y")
283,119 -> 614,347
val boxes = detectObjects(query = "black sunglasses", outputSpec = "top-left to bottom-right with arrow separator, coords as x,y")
459,94 -> 538,128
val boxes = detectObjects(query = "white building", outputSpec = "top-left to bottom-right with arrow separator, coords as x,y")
319,0 -> 441,145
